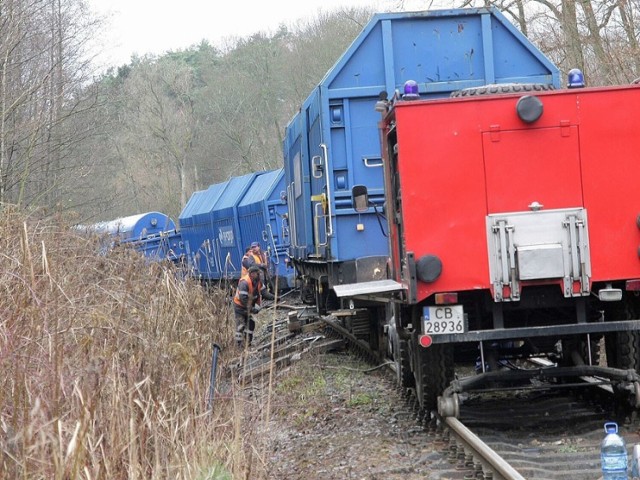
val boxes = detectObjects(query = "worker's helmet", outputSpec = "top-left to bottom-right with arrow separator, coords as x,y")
567,68 -> 585,88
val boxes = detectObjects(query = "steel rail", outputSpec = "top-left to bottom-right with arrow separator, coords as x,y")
444,416 -> 526,480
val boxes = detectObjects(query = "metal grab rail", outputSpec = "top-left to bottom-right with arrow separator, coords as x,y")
313,201 -> 327,254
265,222 -> 279,265
320,144 -> 334,238
363,156 -> 383,168
287,183 -> 298,249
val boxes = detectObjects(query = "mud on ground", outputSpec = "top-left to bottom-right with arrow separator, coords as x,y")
264,350 -> 444,480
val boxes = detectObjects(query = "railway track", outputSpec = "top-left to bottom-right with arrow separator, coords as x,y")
233,305 -> 640,479
436,387 -> 640,479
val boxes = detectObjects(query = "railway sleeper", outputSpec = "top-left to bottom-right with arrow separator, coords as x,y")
438,364 -> 640,418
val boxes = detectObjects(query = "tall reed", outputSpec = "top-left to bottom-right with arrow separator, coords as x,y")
0,207 -> 268,479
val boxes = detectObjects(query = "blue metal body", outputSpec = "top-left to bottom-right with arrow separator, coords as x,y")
208,173 -> 257,279
179,183 -> 229,278
90,212 -> 176,241
283,7 -> 560,290
180,170 -> 295,285
237,169 -> 295,289
133,229 -> 185,262
79,212 -> 179,260
180,173 -> 264,281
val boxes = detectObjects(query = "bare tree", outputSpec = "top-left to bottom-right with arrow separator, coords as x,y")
0,0 -> 102,211
118,56 -> 200,211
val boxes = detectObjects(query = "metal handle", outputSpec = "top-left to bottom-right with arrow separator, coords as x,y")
320,144 -> 334,238
265,223 -> 279,265
214,238 -> 222,274
287,183 -> 298,248
199,240 -> 215,276
363,157 -> 383,168
314,201 -> 328,249
312,155 -> 323,179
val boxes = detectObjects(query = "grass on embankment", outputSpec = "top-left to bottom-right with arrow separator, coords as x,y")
0,206 -> 271,479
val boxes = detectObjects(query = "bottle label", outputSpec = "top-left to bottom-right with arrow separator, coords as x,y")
602,452 -> 628,471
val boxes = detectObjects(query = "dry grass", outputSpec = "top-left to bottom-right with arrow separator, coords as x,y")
0,206 -> 269,479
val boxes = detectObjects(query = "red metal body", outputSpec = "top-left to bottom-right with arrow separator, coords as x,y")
383,85 -> 640,305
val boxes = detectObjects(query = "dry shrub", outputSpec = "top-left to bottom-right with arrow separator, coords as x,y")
0,207 -> 267,479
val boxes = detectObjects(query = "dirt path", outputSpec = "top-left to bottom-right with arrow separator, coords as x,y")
264,351 -> 443,479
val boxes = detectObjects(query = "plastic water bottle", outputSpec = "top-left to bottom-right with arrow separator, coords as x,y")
601,422 -> 628,480
631,444 -> 640,479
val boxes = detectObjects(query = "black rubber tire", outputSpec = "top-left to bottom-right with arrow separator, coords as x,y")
300,281 -> 315,305
605,299 -> 640,372
606,330 -> 640,371
413,342 -> 454,411
560,335 -> 602,367
395,338 -> 414,389
579,335 -> 603,366
450,83 -> 555,98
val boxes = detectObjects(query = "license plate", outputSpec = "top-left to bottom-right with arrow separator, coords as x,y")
422,305 -> 465,335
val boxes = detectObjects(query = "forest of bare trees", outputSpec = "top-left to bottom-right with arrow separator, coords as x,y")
1,0 -> 640,222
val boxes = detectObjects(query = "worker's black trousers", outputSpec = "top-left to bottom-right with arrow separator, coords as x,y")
234,306 -> 255,348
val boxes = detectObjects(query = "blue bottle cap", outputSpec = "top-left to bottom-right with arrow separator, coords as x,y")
604,422 -> 619,434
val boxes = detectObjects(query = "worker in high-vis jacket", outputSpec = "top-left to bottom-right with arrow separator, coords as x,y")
241,242 -> 268,276
233,265 -> 274,348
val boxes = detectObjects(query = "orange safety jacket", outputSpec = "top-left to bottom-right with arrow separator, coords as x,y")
233,274 -> 262,308
241,252 -> 266,276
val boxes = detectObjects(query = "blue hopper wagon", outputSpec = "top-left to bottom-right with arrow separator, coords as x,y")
179,182 -> 230,279
283,7 -> 560,310
133,229 -> 185,262
180,170 -> 294,288
89,211 -> 176,241
237,168 -> 294,290
78,211 -> 178,260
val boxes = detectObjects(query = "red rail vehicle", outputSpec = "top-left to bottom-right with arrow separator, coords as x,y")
342,82 -> 640,414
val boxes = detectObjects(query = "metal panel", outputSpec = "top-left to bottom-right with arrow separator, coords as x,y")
486,208 -> 591,301
179,183 -> 227,226
518,244 -> 564,280
238,169 -> 281,207
333,279 -> 404,298
134,230 -> 184,262
482,126 -> 582,214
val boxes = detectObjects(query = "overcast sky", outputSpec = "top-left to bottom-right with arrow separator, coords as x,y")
87,0 -> 443,69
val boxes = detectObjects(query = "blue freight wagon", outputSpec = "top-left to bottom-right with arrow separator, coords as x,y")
179,173 -> 258,281
77,211 -> 178,260
237,169 -> 295,290
283,7 -> 560,309
208,173 -> 257,280
89,212 -> 176,241
179,183 -> 229,279
133,229 -> 185,262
